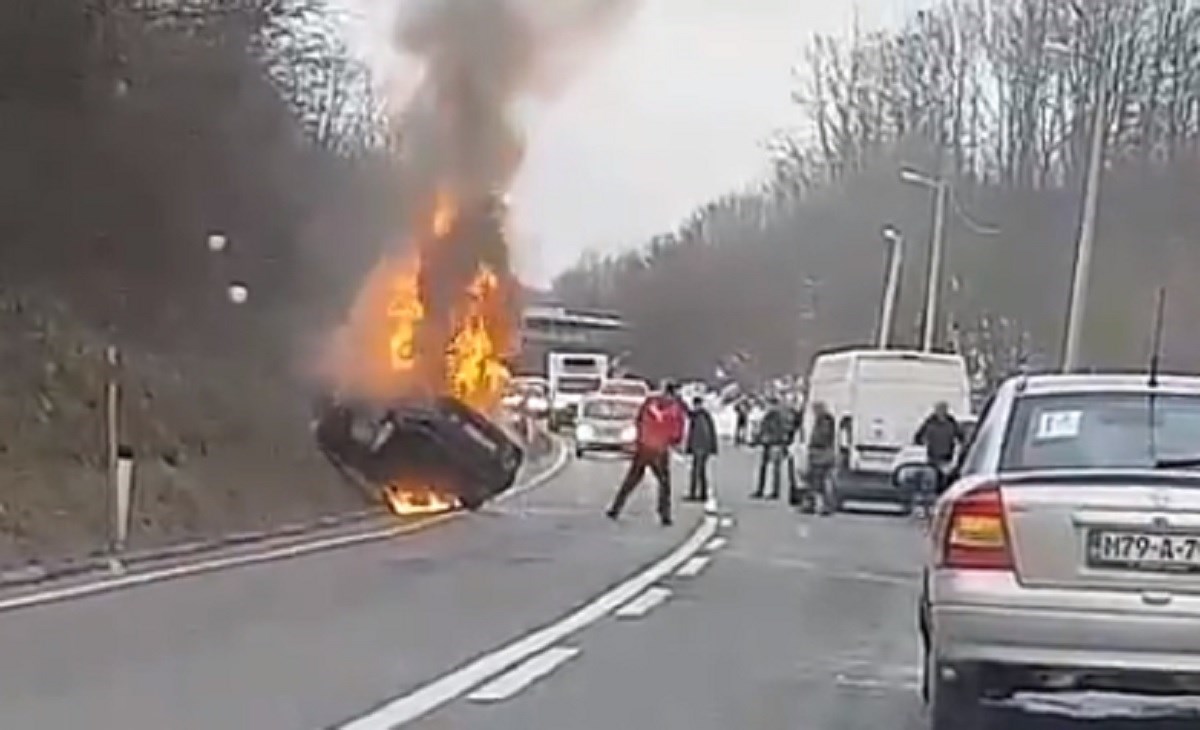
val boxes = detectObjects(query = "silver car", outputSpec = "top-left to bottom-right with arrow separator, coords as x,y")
573,396 -> 640,458
900,372 -> 1200,728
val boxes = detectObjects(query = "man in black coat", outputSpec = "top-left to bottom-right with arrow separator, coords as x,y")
685,396 -> 719,502
752,397 -> 791,499
914,401 -> 965,493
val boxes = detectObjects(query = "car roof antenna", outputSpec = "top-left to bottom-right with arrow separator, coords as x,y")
1149,286 -> 1167,388
1148,286 -> 1167,462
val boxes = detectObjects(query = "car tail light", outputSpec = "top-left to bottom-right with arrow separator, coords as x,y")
940,483 -> 1013,571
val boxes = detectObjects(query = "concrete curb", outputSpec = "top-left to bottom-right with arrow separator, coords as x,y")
0,433 -> 565,591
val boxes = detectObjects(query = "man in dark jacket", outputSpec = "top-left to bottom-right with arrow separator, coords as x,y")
752,397 -> 791,499
685,396 -> 718,502
914,401 -> 965,492
607,380 -> 688,526
734,399 -> 750,446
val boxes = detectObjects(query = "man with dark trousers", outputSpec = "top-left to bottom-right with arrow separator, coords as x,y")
684,395 -> 718,502
607,380 -> 688,525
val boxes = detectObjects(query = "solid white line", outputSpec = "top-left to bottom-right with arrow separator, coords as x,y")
675,555 -> 711,578
335,515 -> 718,729
466,646 -> 580,703
0,437 -> 572,614
614,586 -> 671,619
705,537 -> 727,552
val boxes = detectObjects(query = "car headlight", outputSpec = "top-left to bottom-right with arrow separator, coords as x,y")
576,423 -> 596,441
620,425 -> 637,442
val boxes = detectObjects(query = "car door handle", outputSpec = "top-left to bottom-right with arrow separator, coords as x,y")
1141,591 -> 1173,606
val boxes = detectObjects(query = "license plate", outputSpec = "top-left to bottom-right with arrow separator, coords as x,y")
1086,529 -> 1200,571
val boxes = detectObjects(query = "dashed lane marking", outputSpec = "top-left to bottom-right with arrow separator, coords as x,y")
615,586 -> 671,619
333,514 -> 718,729
719,517 -> 734,528
675,555 -> 711,578
705,537 -> 727,552
466,647 -> 581,703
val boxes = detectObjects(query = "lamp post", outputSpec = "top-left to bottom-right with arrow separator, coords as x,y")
1047,40 -> 1110,372
878,225 -> 904,349
899,167 -> 949,352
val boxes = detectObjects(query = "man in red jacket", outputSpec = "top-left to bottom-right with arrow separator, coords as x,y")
606,380 -> 687,526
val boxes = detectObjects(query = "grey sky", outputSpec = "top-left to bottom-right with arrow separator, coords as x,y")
339,0 -> 930,285
509,0 -> 930,284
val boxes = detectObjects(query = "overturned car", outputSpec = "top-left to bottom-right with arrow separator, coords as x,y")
314,394 -> 524,511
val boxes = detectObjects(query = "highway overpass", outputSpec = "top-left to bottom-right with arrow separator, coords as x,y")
515,305 -> 630,374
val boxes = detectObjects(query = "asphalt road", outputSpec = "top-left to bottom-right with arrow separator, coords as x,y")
1,447 -> 1198,729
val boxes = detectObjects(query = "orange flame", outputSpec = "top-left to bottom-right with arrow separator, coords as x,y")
327,191 -> 512,411
384,483 -> 459,516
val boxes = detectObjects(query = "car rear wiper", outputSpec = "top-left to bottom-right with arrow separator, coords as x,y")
1155,456 -> 1200,470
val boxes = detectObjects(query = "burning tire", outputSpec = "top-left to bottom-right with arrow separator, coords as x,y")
315,394 -> 524,512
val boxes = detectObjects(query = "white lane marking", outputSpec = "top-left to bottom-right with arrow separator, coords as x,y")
0,437 -> 572,614
614,586 -> 671,619
335,515 -> 718,729
675,555 -> 711,578
705,537 -> 727,552
835,674 -> 921,692
466,646 -> 580,703
719,517 -> 734,528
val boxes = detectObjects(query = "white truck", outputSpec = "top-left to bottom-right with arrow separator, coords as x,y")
800,348 -> 972,509
547,352 -> 609,430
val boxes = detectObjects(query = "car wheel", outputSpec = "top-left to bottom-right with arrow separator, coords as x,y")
927,654 -> 984,730
575,447 -> 586,459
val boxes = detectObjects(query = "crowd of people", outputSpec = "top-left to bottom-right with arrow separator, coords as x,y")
603,379 -> 968,525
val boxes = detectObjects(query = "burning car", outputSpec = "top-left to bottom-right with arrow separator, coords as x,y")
315,393 -> 524,513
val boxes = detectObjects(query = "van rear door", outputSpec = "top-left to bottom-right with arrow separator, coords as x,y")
851,354 -> 970,472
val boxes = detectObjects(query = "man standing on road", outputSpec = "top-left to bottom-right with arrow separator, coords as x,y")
801,400 -> 837,515
733,399 -> 750,446
914,401 -> 965,494
685,396 -> 718,503
751,396 -> 790,500
607,380 -> 688,526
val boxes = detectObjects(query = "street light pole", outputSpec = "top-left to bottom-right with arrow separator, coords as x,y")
1061,71 -> 1108,372
878,226 -> 904,349
922,181 -> 949,352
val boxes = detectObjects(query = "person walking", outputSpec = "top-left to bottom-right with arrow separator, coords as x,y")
684,396 -> 718,502
607,380 -> 688,526
801,400 -> 837,515
734,399 -> 750,446
913,400 -> 965,495
751,397 -> 790,500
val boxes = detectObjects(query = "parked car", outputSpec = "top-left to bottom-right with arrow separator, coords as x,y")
501,376 -> 550,419
573,395 -> 640,458
597,377 -> 651,401
903,372 -> 1200,729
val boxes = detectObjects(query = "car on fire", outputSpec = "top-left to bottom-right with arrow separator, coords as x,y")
904,372 -> 1200,728
573,395 -> 640,458
314,393 -> 524,512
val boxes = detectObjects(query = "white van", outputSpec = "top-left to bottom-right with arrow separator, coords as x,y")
802,348 -> 972,506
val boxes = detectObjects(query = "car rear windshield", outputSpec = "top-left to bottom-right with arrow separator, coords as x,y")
583,400 -> 638,420
1000,391 -> 1200,472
